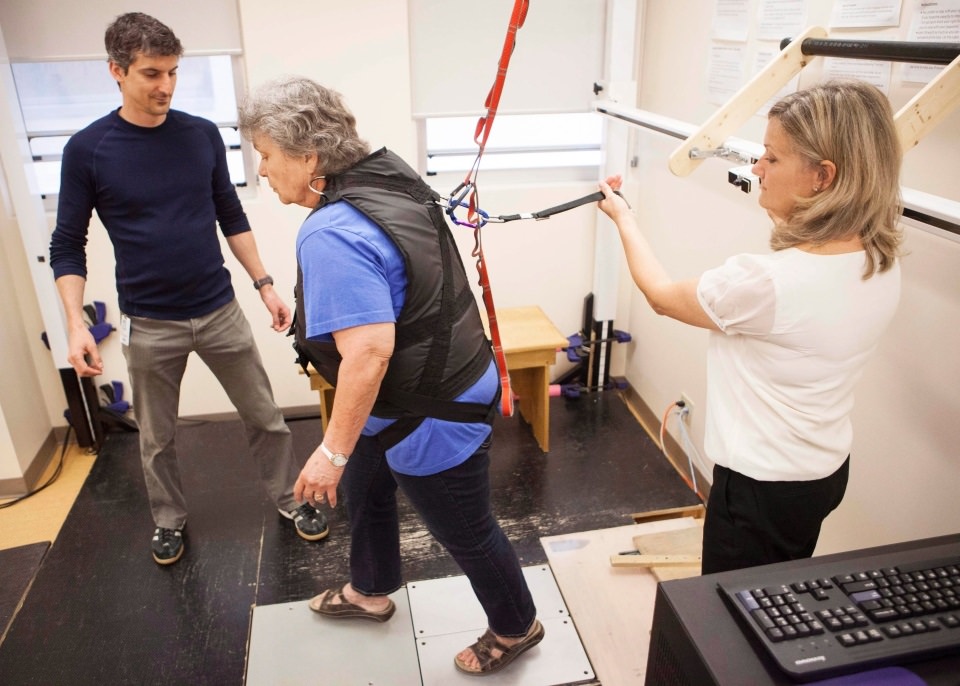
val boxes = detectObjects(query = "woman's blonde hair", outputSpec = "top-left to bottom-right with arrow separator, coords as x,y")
768,80 -> 902,277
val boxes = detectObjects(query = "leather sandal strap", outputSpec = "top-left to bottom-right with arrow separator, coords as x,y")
471,629 -> 510,667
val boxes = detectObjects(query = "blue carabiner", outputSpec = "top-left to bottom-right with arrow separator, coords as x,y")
445,183 -> 489,228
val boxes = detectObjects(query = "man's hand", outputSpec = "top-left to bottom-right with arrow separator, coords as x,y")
66,325 -> 103,377
259,286 -> 292,331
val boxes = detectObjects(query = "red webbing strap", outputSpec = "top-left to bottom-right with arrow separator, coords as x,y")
473,227 -> 514,417
473,0 -> 529,151
461,0 -> 528,418
464,0 -> 529,227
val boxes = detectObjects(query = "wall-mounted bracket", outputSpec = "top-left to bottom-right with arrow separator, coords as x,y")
727,165 -> 758,193
594,29 -> 960,237
668,25 -> 828,177
689,146 -> 756,165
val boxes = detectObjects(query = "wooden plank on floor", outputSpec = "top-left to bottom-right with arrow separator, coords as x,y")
609,553 -> 701,568
630,504 -> 705,523
630,519 -> 703,581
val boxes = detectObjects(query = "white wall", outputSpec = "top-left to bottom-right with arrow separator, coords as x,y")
0,196 -> 57,478
0,23 -> 71,484
622,0 -> 960,554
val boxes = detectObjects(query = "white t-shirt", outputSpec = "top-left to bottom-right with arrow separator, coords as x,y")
696,249 -> 900,481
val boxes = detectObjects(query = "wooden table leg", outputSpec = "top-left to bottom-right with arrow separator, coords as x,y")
510,365 -> 550,452
308,375 -> 335,433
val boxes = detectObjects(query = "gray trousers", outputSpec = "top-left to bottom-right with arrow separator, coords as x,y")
122,299 -> 300,529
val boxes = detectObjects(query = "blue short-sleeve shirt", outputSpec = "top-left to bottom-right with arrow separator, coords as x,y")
296,201 -> 496,476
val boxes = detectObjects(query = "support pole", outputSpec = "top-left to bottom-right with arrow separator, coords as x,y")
782,37 -> 960,65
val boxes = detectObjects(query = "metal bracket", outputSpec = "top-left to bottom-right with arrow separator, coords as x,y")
727,165 -> 758,193
689,147 -> 757,166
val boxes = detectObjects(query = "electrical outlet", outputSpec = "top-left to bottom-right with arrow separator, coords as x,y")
680,392 -> 694,421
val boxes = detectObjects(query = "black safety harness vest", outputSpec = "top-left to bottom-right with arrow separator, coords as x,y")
291,148 -> 497,450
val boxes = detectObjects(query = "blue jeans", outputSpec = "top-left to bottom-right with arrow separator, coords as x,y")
343,433 -> 537,638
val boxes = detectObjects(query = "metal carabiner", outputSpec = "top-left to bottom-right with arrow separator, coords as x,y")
443,183 -> 490,228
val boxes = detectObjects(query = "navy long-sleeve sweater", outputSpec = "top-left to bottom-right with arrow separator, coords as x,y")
49,108 -> 251,320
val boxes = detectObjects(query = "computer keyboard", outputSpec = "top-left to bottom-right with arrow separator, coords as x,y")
716,540 -> 960,682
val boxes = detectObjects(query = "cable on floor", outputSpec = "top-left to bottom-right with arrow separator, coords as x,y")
0,425 -> 74,510
659,401 -> 707,503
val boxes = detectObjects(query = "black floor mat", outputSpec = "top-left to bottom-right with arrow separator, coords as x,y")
0,542 -> 49,642
0,392 -> 699,685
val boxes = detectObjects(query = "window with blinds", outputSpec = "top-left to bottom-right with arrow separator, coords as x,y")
13,56 -> 247,203
0,0 -> 248,208
408,0 -> 608,176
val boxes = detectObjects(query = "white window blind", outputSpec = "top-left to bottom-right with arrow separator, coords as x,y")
0,0 -> 242,60
408,0 -> 607,117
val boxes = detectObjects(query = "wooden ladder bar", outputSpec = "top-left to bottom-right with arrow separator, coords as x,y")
669,26 -> 960,176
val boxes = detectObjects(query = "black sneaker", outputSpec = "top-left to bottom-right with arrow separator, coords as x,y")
279,503 -> 330,541
151,527 -> 184,565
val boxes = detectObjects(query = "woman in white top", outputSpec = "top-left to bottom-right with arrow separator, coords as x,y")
598,80 -> 903,573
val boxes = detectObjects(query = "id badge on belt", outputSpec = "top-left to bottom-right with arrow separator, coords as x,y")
120,314 -> 131,345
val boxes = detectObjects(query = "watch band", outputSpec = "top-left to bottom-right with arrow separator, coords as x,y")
319,443 -> 348,467
253,275 -> 274,290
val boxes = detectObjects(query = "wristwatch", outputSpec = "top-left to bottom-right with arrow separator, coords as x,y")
320,443 -> 348,468
253,275 -> 274,290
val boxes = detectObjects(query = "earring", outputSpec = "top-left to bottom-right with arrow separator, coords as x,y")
813,186 -> 821,193
308,175 -> 326,197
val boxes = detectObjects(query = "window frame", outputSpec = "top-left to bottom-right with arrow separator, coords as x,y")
416,111 -> 604,182
11,54 -> 256,212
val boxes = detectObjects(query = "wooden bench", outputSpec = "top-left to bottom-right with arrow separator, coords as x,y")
484,306 -> 568,452
299,305 -> 568,452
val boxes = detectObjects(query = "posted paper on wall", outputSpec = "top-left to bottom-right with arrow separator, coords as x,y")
903,0 -> 960,83
713,0 -> 750,41
707,44 -> 746,105
830,0 -> 903,28
757,0 -> 807,41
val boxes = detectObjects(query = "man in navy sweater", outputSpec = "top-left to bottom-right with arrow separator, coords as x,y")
49,12 -> 328,565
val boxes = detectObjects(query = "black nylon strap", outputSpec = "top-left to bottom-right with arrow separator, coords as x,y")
376,386 -> 492,423
531,191 -> 606,219
494,189 -> 626,222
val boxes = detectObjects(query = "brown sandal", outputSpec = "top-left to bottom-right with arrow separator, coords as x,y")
454,619 -> 545,676
307,584 -> 396,622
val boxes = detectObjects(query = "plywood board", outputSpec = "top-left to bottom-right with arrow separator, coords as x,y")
541,518 -> 702,685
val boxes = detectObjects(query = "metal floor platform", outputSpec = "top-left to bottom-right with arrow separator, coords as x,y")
246,564 -> 596,685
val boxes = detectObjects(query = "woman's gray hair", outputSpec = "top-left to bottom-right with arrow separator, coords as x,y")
238,77 -> 370,176
767,80 -> 902,277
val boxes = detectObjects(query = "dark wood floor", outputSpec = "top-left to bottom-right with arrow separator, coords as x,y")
0,392 -> 699,685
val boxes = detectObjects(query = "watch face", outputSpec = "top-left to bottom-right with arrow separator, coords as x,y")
330,454 -> 348,467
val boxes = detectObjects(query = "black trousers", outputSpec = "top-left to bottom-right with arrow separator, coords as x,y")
701,456 -> 850,575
